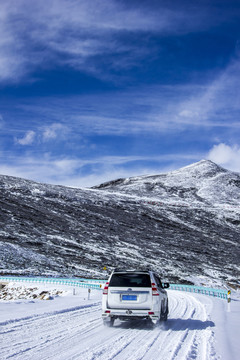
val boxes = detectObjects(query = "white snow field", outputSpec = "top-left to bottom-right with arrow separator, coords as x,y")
0,284 -> 239,360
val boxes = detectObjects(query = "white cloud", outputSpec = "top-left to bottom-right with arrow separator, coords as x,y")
0,0 -> 223,83
178,110 -> 199,118
16,130 -> 36,145
0,114 -> 4,128
207,143 -> 240,172
42,123 -> 68,141
70,59 -> 240,133
8,53 -> 240,139
175,56 -> 240,128
0,152 -> 202,187
14,123 -> 69,146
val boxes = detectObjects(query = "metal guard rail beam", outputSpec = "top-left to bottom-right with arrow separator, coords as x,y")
0,276 -> 229,300
169,284 -> 228,299
0,276 -> 104,290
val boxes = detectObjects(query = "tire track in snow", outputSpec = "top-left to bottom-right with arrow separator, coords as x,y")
55,291 -> 216,360
1,302 -> 102,359
162,293 -> 216,360
1,291 -> 217,360
0,301 -> 100,329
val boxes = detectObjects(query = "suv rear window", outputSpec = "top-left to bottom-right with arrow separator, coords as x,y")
109,273 -> 151,287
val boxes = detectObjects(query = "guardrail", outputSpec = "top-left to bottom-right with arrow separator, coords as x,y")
170,284 -> 229,299
0,276 -> 105,290
0,276 -> 230,300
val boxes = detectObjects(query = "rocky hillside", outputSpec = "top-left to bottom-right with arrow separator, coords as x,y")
0,160 -> 239,288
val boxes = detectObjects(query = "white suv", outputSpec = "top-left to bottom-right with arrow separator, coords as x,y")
102,269 -> 169,326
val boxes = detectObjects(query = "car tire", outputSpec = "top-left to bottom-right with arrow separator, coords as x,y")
160,301 -> 168,321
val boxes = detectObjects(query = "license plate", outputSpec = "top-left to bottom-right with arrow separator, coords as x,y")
122,295 -> 137,301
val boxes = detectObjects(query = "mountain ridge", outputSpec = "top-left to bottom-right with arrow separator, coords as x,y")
0,160 -> 239,288
93,160 -> 240,206
93,159 -> 228,188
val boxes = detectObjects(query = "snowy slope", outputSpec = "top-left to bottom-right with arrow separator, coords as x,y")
94,160 -> 240,205
0,283 -> 239,360
0,160 -> 239,288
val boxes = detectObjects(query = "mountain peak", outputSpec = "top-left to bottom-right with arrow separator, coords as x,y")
93,160 -> 228,191
93,159 -> 240,206
170,159 -> 227,177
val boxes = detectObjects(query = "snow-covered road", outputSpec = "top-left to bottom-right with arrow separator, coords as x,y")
0,287 -> 239,360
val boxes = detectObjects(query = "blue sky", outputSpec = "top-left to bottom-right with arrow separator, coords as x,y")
0,0 -> 240,187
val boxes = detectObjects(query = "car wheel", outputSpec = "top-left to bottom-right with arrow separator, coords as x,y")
160,301 -> 168,321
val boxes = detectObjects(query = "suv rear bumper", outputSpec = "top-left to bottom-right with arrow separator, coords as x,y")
102,308 -> 160,321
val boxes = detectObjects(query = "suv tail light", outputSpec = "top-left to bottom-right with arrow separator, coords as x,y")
103,282 -> 109,295
152,283 -> 159,296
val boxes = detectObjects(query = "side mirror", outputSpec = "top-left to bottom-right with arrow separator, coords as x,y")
163,282 -> 170,289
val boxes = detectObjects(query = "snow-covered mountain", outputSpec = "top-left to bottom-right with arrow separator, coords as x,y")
94,160 -> 240,205
0,160 -> 239,288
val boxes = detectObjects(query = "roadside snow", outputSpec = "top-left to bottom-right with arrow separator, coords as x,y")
0,282 -> 66,301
